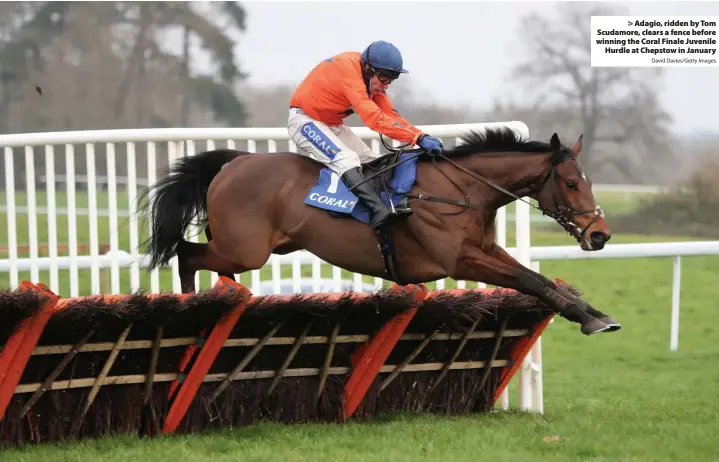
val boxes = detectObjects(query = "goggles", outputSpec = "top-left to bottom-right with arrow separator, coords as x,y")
371,67 -> 400,84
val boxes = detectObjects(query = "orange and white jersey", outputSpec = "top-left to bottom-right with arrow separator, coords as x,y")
290,52 -> 424,145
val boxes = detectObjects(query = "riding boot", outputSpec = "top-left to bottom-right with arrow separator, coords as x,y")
341,167 -> 392,229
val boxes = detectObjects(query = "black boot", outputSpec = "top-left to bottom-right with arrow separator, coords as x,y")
341,167 -> 392,229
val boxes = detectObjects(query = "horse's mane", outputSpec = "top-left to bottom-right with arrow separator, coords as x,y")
436,126 -> 573,165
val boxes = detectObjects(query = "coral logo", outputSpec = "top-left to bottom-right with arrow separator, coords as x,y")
301,123 -> 341,159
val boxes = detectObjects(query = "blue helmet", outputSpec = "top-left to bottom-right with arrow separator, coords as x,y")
360,40 -> 409,77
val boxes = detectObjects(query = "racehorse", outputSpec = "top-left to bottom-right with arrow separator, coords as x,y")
138,126 -> 621,336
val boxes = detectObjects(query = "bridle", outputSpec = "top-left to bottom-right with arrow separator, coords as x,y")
363,135 -> 605,243
540,159 -> 605,243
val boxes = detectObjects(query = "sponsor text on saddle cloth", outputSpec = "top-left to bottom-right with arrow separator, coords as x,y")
304,153 -> 420,224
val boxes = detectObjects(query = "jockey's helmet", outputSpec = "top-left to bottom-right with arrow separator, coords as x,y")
360,41 -> 409,80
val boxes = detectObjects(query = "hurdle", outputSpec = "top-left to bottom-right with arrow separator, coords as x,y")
0,276 -> 564,447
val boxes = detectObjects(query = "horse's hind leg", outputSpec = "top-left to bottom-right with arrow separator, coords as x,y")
176,239 -> 245,293
204,226 -> 237,283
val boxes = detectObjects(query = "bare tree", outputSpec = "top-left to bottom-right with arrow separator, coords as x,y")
509,2 -> 677,183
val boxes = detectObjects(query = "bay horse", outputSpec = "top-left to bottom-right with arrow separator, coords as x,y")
138,126 -> 621,336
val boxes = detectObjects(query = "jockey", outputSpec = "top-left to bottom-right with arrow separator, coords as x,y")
288,40 -> 444,229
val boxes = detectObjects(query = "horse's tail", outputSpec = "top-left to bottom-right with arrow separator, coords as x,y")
138,149 -> 244,270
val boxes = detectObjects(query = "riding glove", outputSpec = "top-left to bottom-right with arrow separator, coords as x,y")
418,134 -> 443,154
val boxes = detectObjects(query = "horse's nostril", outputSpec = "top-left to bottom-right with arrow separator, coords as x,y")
590,232 -> 607,244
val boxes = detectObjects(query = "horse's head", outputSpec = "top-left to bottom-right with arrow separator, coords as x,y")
534,133 -> 611,251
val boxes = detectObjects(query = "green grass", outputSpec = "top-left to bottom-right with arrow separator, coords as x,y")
2,189 -> 719,461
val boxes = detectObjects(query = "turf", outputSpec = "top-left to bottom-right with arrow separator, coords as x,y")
2,190 -> 719,461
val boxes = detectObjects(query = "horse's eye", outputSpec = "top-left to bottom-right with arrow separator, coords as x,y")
566,182 -> 578,190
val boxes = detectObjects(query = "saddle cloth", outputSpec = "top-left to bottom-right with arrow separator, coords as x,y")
303,152 -> 420,224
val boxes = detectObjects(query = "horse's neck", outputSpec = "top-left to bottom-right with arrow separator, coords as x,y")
459,152 -> 551,210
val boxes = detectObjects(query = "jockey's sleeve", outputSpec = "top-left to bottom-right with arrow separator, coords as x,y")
343,79 -> 423,145
372,92 -> 417,133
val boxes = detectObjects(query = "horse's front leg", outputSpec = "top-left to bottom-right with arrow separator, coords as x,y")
452,245 -> 610,336
483,243 -> 621,332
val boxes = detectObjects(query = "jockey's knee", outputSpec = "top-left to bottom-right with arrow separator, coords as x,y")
334,156 -> 362,177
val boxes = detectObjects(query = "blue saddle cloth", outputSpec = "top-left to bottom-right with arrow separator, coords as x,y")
303,153 -> 420,225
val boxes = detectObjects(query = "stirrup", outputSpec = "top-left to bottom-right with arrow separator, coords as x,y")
391,197 -> 413,216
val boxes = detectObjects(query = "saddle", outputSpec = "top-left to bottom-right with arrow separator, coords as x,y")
331,154 -> 406,219
304,150 -> 422,283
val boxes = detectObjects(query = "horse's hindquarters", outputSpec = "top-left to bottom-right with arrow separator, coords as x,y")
206,154 -> 308,270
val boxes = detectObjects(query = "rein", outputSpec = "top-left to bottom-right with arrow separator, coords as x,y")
368,134 -> 604,241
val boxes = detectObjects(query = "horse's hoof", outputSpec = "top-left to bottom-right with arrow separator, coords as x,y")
581,318 -> 611,336
599,316 -> 622,332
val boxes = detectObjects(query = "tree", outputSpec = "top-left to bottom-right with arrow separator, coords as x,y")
108,1 -> 249,127
0,2 -> 251,190
154,1 -> 249,126
509,2 -> 677,184
0,1 -> 250,134
0,2 -> 70,132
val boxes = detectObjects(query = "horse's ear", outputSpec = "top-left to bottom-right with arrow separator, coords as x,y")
549,133 -> 561,151
571,134 -> 583,157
